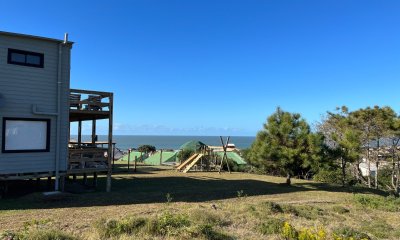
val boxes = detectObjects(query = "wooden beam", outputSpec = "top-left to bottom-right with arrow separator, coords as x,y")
106,93 -> 113,192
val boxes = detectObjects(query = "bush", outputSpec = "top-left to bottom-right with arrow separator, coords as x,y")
145,212 -> 190,236
353,194 -> 400,212
261,202 -> 284,214
333,227 -> 370,240
259,218 -> 284,235
1,229 -> 77,240
332,205 -> 350,214
189,224 -> 233,240
313,168 -> 357,186
93,217 -> 147,238
361,219 -> 394,239
190,209 -> 229,227
281,205 -> 325,220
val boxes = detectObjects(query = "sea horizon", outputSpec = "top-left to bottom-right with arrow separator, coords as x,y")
71,135 -> 256,151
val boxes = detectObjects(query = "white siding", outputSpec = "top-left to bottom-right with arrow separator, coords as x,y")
0,34 -> 71,174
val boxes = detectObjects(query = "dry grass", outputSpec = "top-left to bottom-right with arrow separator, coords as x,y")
1,165 -> 400,239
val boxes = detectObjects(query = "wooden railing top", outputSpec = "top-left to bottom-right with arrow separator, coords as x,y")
70,88 -> 113,97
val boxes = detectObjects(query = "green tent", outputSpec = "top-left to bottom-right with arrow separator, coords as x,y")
179,140 -> 207,151
144,151 -> 178,165
120,151 -> 147,162
216,152 -> 247,165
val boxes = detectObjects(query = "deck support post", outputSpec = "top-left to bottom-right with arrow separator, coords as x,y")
83,173 -> 87,185
93,172 -> 98,187
106,93 -> 113,192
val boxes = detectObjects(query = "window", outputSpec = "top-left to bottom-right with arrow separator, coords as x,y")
2,118 -> 50,153
7,49 -> 44,68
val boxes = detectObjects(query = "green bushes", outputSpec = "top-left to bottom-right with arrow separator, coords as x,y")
353,194 -> 400,212
1,229 -> 76,240
333,227 -> 371,240
94,217 -> 147,238
259,218 -> 284,235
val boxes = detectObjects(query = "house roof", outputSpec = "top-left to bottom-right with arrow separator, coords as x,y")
0,31 -> 74,45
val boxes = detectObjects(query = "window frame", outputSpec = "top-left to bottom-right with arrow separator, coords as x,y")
7,48 -> 44,68
2,117 -> 51,153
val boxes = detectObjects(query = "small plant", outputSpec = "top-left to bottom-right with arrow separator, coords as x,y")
93,217 -> 147,238
282,222 -> 298,240
332,206 -> 350,214
353,194 -> 400,212
262,201 -> 284,214
259,218 -> 284,235
145,212 -> 190,236
237,190 -> 247,199
166,193 -> 173,204
333,226 -> 371,240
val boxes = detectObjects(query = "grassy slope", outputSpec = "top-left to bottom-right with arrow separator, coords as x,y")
0,165 -> 399,239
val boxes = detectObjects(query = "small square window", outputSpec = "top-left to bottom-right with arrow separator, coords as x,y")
7,49 -> 44,68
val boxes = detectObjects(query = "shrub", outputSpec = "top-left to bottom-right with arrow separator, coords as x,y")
282,222 -> 298,240
145,212 -> 190,236
262,202 -> 284,214
361,219 -> 393,239
332,206 -> 350,214
190,224 -> 233,240
190,209 -> 228,227
281,205 -> 325,220
333,227 -> 371,240
93,217 -> 147,238
353,194 -> 400,212
259,218 -> 284,235
1,229 -> 77,240
298,227 -> 327,240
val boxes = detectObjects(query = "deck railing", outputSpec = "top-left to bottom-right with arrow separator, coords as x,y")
68,147 -> 109,173
69,89 -> 111,112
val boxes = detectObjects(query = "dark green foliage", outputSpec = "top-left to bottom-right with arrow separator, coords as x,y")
177,149 -> 195,162
138,145 -> 156,153
259,218 -> 284,235
333,227 -> 371,240
247,107 -> 326,184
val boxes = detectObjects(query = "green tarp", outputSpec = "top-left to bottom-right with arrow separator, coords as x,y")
179,140 -> 206,151
144,151 -> 178,165
216,152 -> 247,165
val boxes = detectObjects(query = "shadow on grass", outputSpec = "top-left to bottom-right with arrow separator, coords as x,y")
0,169 -> 388,211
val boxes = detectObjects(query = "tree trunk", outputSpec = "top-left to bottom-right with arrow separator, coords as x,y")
367,146 -> 371,188
286,173 -> 291,185
375,161 -> 379,189
341,157 -> 346,187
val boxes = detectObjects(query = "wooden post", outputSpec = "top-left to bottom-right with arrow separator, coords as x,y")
83,173 -> 87,185
60,176 -> 65,192
92,119 -> 96,146
93,172 -> 98,187
134,156 -> 137,172
140,152 -> 143,162
219,136 -> 231,174
112,143 -> 116,169
106,93 -> 113,192
127,149 -> 131,171
78,120 -> 82,148
160,149 -> 162,165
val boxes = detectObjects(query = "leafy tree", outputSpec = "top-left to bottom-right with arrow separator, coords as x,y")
319,106 -> 362,187
138,145 -> 156,154
247,107 -> 325,185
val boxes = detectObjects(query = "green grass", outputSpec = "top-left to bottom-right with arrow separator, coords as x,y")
0,164 -> 399,239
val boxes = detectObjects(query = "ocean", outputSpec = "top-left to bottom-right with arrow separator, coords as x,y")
72,135 -> 256,151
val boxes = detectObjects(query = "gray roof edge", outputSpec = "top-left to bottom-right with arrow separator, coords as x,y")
0,31 -> 74,45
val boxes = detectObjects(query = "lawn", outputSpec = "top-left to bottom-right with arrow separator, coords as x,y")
1,164 -> 400,239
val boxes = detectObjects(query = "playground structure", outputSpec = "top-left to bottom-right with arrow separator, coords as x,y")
176,137 -> 234,173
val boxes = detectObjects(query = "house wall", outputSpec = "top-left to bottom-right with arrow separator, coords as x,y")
0,33 -> 71,174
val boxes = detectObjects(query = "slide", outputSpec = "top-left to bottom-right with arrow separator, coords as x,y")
183,154 -> 204,173
176,153 -> 198,171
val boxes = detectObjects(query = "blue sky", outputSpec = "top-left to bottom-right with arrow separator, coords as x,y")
2,1 -> 400,136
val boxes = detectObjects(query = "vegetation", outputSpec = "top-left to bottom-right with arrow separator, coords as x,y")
245,105 -> 400,193
1,166 -> 400,239
137,145 -> 156,154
